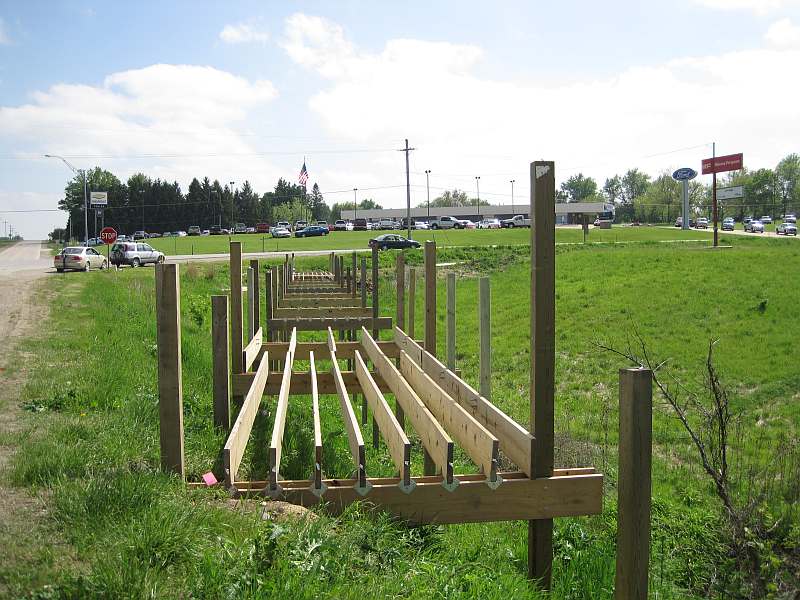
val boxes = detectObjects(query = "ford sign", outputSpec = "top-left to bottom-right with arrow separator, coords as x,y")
672,167 -> 698,181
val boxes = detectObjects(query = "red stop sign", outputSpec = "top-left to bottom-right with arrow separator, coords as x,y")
100,227 -> 117,245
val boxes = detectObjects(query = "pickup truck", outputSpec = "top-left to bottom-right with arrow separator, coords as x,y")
500,215 -> 531,228
428,216 -> 459,229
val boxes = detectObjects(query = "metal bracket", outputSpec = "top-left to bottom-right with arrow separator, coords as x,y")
397,479 -> 417,495
309,481 -> 328,498
265,483 -> 283,499
353,479 -> 373,496
441,476 -> 460,493
485,473 -> 503,490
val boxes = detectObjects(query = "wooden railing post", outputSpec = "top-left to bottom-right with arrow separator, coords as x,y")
408,268 -> 416,338
396,253 -> 405,331
230,242 -> 243,376
211,294 -> 230,430
246,266 -> 256,342
351,251 -> 357,298
155,262 -> 184,479
265,269 -> 274,342
360,257 -> 367,308
423,240 -> 437,475
479,276 -> 491,400
528,160 -> 555,588
250,259 -> 260,335
616,367 -> 653,600
446,272 -> 456,370
371,247 -> 379,338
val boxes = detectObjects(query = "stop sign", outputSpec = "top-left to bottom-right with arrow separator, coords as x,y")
100,227 -> 117,245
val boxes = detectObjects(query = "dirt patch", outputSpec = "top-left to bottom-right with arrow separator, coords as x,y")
222,498 -> 317,522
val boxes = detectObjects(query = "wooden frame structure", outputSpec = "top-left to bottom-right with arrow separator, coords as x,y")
156,162 -> 653,596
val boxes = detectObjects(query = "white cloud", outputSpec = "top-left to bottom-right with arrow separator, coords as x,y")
765,17 -> 800,46
219,22 -> 269,45
0,18 -> 11,45
692,0 -> 800,15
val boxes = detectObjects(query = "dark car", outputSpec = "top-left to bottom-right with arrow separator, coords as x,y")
369,234 -> 421,251
210,225 -> 223,235
295,225 -> 329,238
353,218 -> 368,231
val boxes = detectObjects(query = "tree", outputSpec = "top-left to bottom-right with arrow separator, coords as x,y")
775,153 -> 800,216
419,188 -> 489,208
560,173 -> 598,203
637,171 -> 680,222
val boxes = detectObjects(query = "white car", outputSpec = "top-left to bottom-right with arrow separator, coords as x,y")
271,227 -> 291,238
54,246 -> 108,272
477,219 -> 501,229
414,221 -> 430,230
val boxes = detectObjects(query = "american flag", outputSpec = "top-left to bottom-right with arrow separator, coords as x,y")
298,161 -> 308,186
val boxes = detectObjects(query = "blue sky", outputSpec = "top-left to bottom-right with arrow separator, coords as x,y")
3,0 -> 800,237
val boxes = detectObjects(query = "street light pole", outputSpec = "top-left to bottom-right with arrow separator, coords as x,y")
475,176 -> 481,216
45,154 -> 89,246
425,170 -> 431,221
229,181 -> 236,230
510,179 -> 515,216
353,188 -> 358,226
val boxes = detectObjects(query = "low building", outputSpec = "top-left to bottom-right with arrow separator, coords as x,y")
341,202 -> 614,224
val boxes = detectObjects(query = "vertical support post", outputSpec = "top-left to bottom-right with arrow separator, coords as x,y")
346,267 -> 352,294
211,295 -> 230,430
528,160 -> 555,588
250,259 -> 260,334
155,263 -> 184,479
479,277 -> 491,400
615,368 -> 653,600
408,268 -> 416,338
330,252 -> 334,275
396,253 -> 405,331
446,272 -> 456,370
230,242 -> 243,377
351,251 -> 357,298
265,269 -> 274,343
246,266 -> 255,342
423,240 -> 437,475
371,246 -> 379,338
360,257 -> 367,308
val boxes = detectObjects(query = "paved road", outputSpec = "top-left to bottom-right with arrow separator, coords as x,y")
0,241 -> 52,342
0,240 -> 52,275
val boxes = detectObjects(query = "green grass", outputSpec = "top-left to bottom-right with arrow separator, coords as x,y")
4,235 -> 799,597
147,225 -> 715,255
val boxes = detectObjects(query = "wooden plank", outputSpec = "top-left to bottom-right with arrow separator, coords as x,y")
394,327 -> 534,477
424,242 -> 436,354
310,352 -> 323,491
328,328 -> 367,488
361,327 -> 454,483
399,352 -> 498,481
351,251 -> 357,298
616,368 -> 652,600
223,347 -> 270,485
354,350 -> 412,486
408,268 -> 416,338
273,307 -> 373,318
247,266 -> 255,341
278,297 -> 362,308
256,339 -> 415,361
479,277 -> 491,401
446,272 -> 455,370
268,328 -> 297,490
371,247 -> 379,338
396,253 -> 405,331
230,241 -> 243,375
242,327 -> 263,372
267,317 -> 392,332
529,159 -> 556,587
211,294 -> 230,430
241,473 -> 603,525
360,257 -> 367,308
155,263 -> 184,478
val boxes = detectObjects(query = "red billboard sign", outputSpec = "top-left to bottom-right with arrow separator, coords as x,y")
702,153 -> 743,175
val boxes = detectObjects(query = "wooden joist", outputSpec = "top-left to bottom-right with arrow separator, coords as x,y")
233,369 -> 392,397
267,317 -> 392,333
242,326 -> 263,372
361,327 -> 455,485
268,328 -> 297,491
257,339 -> 423,362
310,351 -> 323,491
273,307 -> 374,319
278,297 -> 364,308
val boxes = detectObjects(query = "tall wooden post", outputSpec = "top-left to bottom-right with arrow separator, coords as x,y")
371,247 -> 379,338
528,160 -> 555,587
423,241 -> 437,475
351,251 -> 357,298
346,266 -> 352,294
246,266 -> 256,342
360,257 -> 367,308
265,269 -> 274,342
396,254 -> 406,331
479,277 -> 491,400
616,368 -> 653,600
230,242 -> 243,377
250,259 -> 260,334
446,272 -> 456,370
211,295 -> 230,430
155,263 -> 184,479
408,268 -> 416,338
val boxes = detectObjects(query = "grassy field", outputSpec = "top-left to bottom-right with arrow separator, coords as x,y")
146,225 -> 715,255
3,235 -> 798,597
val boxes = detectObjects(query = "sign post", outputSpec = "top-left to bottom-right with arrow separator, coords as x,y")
701,150 -> 743,247
100,226 -> 117,267
672,167 -> 698,231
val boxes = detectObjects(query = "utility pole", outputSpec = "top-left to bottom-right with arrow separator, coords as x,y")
425,169 -> 431,222
353,188 -> 358,225
475,176 -> 481,216
397,139 -> 416,239
712,143 -> 718,247
230,181 -> 236,229
510,179 -> 515,215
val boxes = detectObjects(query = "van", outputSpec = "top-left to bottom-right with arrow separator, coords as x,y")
353,218 -> 367,231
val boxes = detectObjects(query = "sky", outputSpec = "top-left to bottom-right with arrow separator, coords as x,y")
2,0 -> 800,239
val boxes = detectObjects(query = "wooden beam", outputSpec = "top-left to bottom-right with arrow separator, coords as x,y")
371,246 -> 379,338
310,351 -> 323,491
278,297 -> 363,308
396,253 -> 405,331
273,307 -> 373,318
223,346 -> 270,485
361,327 -> 454,484
351,251 -> 357,298
268,328 -> 297,491
247,266 -> 256,341
446,272 -> 455,370
408,267 -> 416,338
155,263 -> 184,479
237,473 -> 603,525
424,241 -> 436,355
267,316 -> 392,332
360,257 -> 367,308
242,327 -> 263,372
256,339 -> 416,361
394,327 -> 534,477
399,352 -> 498,481
230,241 -> 243,375
615,368 -> 652,600
529,159 -> 556,587
328,328 -> 367,489
479,277 -> 491,401
211,294 -> 230,430
354,350 -> 412,487
265,269 -> 274,342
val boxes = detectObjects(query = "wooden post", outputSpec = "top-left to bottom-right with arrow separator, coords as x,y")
446,272 -> 456,370
528,160 -> 555,587
616,368 -> 653,600
423,241 -> 437,475
155,263 -> 184,479
250,259 -> 260,334
360,257 -> 367,308
230,242 -> 243,377
351,251 -> 357,298
396,253 -> 405,331
346,267 -> 352,294
246,266 -> 255,342
479,277 -> 491,400
408,268 -> 416,338
211,295 -> 230,430
371,246 -> 379,338
265,269 -> 274,342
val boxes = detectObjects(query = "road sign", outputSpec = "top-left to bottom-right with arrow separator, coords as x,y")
90,191 -> 108,206
717,185 -> 744,200
672,167 -> 697,181
99,227 -> 117,245
702,153 -> 743,175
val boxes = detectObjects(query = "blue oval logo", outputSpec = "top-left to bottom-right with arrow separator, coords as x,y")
672,167 -> 698,181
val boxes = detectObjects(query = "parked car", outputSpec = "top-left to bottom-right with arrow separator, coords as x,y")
353,218 -> 368,231
761,215 -> 773,224
722,217 -> 735,231
201,230 -> 210,236
54,246 -> 108,272
369,234 -> 422,250
210,225 -> 223,235
428,216 -> 458,230
256,223 -> 270,234
745,220 -> 764,233
500,215 -> 531,228
271,227 -> 291,239
110,241 -> 166,267
777,222 -> 797,236
133,230 -> 148,240
187,226 -> 201,236
293,220 -> 308,232
148,232 -> 162,238
275,221 -> 290,232
234,223 -> 247,234
378,218 -> 398,230
743,216 -> 753,225
245,227 -> 256,234
478,218 -> 501,229
695,217 -> 709,229
315,220 -> 330,231
175,230 -> 188,237
334,219 -> 348,231
295,225 -> 329,238
783,214 -> 796,223
414,221 -> 430,230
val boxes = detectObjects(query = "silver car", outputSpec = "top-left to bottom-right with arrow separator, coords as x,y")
54,246 -> 108,272
745,220 -> 764,233
777,222 -> 797,236
110,241 -> 165,267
